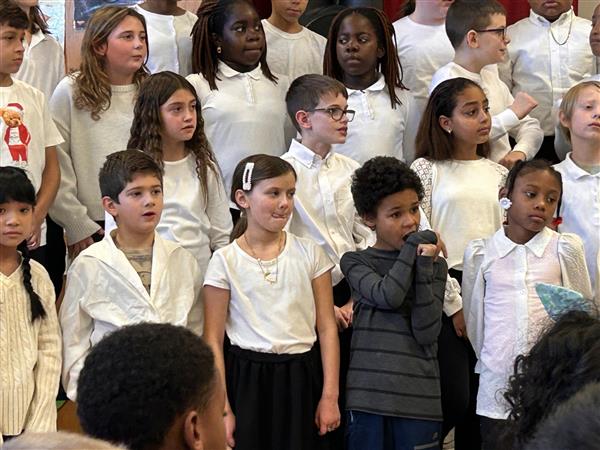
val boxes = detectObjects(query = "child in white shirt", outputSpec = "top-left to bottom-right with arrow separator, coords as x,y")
499,0 -> 594,163
134,1 -> 197,76
262,0 -> 327,80
430,0 -> 543,168
60,150 -> 201,401
462,159 -> 592,450
555,81 -> 600,300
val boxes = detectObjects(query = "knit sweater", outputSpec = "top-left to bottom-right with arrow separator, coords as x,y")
0,259 -> 61,443
49,76 -> 137,244
340,230 -> 447,421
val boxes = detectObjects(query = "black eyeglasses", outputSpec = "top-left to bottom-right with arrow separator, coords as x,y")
308,107 -> 355,122
474,27 -> 507,40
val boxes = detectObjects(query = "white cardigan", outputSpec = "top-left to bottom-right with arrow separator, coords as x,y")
60,231 -> 202,400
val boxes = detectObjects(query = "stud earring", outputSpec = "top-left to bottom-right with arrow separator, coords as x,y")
445,128 -> 452,134
499,197 -> 512,210
217,46 -> 222,54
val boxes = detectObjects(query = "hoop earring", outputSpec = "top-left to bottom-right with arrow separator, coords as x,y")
217,46 -> 222,54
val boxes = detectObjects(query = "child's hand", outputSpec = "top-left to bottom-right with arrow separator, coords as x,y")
510,92 -> 538,119
339,299 -> 354,327
315,396 -> 340,436
452,309 -> 467,339
417,243 -> 437,257
334,306 -> 350,331
224,408 -> 236,448
499,151 -> 526,169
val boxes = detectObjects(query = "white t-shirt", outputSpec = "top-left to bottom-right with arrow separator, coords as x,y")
431,62 -> 544,162
393,16 -> 454,122
204,232 -> 334,354
262,19 -> 327,81
187,62 -> 291,195
0,79 -> 63,245
332,74 -> 417,164
411,157 -> 507,270
14,30 -> 64,101
133,5 -> 197,76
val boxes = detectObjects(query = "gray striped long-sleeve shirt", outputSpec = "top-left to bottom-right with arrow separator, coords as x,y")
340,230 -> 447,421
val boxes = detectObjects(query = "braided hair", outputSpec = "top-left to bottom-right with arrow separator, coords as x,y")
324,7 -> 407,109
190,0 -> 277,90
504,159 -> 563,226
0,167 -> 46,322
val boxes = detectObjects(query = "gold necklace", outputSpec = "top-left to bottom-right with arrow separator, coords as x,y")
549,12 -> 573,46
243,232 -> 283,285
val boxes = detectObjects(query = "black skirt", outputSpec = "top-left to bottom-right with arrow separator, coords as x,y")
226,345 -> 333,450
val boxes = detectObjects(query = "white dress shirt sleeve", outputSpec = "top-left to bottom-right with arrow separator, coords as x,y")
558,233 -> 594,301
462,238 -> 487,362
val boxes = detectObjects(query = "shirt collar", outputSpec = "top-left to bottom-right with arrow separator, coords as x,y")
218,61 -> 262,80
347,73 -> 386,96
529,7 -> 573,27
287,139 -> 333,168
28,29 -> 46,49
492,226 -> 553,259
560,153 -> 599,180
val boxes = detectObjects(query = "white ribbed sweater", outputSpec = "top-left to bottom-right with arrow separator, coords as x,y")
0,259 -> 61,443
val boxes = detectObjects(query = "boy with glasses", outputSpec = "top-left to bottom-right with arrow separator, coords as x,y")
281,73 -> 374,449
430,0 -> 544,169
499,0 -> 594,163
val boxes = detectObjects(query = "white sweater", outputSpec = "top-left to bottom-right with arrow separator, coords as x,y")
0,260 -> 61,443
49,76 -> 137,244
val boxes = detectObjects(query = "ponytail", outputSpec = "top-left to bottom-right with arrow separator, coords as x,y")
17,242 -> 46,323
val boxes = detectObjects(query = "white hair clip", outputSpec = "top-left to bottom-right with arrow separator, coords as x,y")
499,197 -> 512,210
242,162 -> 255,191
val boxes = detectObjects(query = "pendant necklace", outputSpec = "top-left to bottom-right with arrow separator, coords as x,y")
244,232 -> 283,285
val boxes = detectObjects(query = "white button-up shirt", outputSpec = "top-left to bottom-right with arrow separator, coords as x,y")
462,227 -> 592,419
282,140 -> 374,285
555,153 -> 600,298
499,8 -> 594,135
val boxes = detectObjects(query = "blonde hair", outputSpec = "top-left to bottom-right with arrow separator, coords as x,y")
74,6 -> 149,120
2,432 -> 126,450
559,81 -> 600,142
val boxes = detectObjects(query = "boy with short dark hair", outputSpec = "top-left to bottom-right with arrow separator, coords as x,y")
340,156 -> 447,450
77,322 -> 226,450
0,0 -> 63,274
60,150 -> 202,400
431,0 -> 544,168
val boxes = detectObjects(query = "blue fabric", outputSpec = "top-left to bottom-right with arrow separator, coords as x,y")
346,410 -> 441,450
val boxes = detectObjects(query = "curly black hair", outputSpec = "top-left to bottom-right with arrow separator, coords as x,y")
504,311 -> 600,448
77,323 -> 216,450
351,156 -> 424,217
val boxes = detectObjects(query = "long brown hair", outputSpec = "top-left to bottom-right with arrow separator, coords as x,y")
229,155 -> 296,241
190,0 -> 277,90
323,7 -> 406,109
74,6 -> 149,120
415,77 -> 490,160
128,71 -> 218,203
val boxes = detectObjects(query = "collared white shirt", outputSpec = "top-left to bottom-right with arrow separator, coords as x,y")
281,140 -> 374,285
555,153 -> 600,298
499,8 -> 594,135
133,5 -> 197,76
462,227 -> 592,419
187,63 -> 291,195
14,30 -> 64,100
393,15 -> 454,133
262,19 -> 327,81
431,62 -> 544,162
332,74 -> 418,163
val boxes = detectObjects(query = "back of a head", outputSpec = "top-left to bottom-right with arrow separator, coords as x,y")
0,0 -> 28,29
525,382 -> 600,450
99,149 -> 164,202
77,323 -> 217,450
1,432 -> 125,450
445,0 -> 506,48
505,310 -> 600,446
285,74 -> 348,132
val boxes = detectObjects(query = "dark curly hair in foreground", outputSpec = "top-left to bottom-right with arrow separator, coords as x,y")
351,156 -> 424,217
77,323 -> 216,450
504,311 -> 600,448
